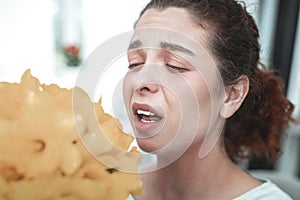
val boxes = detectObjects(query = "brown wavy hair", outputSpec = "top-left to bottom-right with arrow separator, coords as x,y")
138,0 -> 294,162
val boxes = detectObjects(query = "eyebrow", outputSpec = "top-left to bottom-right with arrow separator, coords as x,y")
128,40 -> 142,50
128,40 -> 195,56
160,41 -> 195,56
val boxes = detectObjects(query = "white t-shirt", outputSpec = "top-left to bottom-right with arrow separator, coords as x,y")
234,180 -> 293,200
128,180 -> 293,200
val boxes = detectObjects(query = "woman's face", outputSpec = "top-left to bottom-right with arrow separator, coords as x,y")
123,8 -> 225,155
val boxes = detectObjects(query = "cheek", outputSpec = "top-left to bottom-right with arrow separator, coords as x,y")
187,75 -> 213,135
122,73 -> 136,124
186,74 -> 212,110
195,80 -> 211,105
122,73 -> 132,109
197,87 -> 212,131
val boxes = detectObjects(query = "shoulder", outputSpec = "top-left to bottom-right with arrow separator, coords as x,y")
234,180 -> 293,200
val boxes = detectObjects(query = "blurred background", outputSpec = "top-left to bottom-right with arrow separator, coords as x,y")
0,0 -> 149,86
0,0 -> 299,197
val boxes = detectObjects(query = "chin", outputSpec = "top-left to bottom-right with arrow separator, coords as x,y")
136,138 -> 162,153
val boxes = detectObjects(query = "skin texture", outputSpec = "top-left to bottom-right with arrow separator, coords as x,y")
123,8 -> 260,200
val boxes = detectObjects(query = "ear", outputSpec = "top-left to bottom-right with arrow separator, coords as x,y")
220,75 -> 249,118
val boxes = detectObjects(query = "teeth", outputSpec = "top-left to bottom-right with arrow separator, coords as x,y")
137,109 -> 155,116
141,119 -> 156,123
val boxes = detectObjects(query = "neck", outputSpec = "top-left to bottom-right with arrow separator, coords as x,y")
150,141 -> 243,199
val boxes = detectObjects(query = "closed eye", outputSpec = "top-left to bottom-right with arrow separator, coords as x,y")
128,63 -> 144,69
166,64 -> 189,73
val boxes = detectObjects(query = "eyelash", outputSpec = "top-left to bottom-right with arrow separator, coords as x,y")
166,64 -> 188,73
128,63 -> 188,73
128,63 -> 143,69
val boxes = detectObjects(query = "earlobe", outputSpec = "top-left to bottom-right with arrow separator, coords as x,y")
220,75 -> 249,118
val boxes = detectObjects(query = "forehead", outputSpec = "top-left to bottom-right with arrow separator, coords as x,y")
135,8 -> 209,48
133,8 -> 214,59
136,8 -> 193,29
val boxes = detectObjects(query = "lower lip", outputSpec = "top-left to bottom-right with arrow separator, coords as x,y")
133,114 -> 162,133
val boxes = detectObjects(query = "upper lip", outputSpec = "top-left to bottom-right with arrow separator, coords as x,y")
132,102 -> 163,118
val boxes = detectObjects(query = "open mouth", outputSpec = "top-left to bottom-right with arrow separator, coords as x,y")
136,109 -> 162,123
132,103 -> 163,126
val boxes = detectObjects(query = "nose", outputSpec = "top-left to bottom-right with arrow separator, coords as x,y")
136,82 -> 159,95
